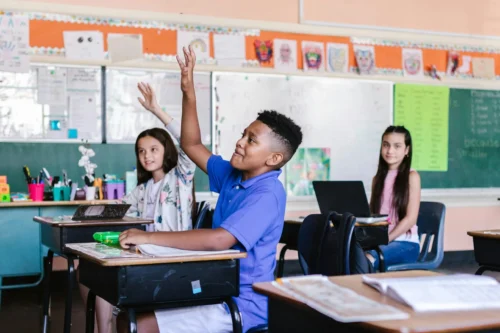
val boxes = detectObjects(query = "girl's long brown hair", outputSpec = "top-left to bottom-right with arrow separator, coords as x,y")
370,126 -> 412,221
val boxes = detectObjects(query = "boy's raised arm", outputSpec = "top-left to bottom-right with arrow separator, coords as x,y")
177,45 -> 212,174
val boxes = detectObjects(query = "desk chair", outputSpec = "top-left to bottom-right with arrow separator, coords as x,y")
298,212 -> 364,276
193,201 -> 212,229
383,201 -> 446,272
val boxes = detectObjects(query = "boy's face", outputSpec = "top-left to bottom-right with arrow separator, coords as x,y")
230,120 -> 279,174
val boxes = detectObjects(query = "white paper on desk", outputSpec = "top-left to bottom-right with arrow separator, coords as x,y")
177,31 -> 210,62
214,34 -> 245,67
69,94 -> 96,136
66,242 -> 144,259
273,275 -> 408,322
67,68 -> 98,91
37,67 -> 67,105
138,244 -> 240,258
63,31 -> 105,60
0,15 -> 30,73
107,33 -> 143,63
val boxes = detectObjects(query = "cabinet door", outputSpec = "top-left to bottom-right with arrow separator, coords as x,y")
0,207 -> 41,276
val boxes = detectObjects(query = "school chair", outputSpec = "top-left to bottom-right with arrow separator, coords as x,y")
247,324 -> 268,333
298,212 -> 371,276
384,201 -> 446,272
193,201 -> 212,229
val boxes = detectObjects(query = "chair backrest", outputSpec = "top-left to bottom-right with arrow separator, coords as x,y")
193,201 -> 213,229
298,212 -> 373,276
416,201 -> 446,265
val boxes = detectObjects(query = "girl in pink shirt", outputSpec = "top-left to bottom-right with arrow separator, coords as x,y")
367,125 -> 421,269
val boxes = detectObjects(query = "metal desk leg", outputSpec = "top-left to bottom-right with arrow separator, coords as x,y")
375,246 -> 386,272
226,297 -> 242,333
64,255 -> 75,333
475,265 -> 500,275
277,245 -> 289,278
42,250 -> 54,333
128,308 -> 138,333
86,290 -> 96,333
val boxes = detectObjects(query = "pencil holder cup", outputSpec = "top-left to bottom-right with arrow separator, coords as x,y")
29,184 -> 44,201
53,187 -> 63,201
62,186 -> 71,201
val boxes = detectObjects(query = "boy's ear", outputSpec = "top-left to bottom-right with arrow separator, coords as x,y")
266,152 -> 284,167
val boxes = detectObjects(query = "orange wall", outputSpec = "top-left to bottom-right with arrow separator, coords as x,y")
24,0 -> 500,36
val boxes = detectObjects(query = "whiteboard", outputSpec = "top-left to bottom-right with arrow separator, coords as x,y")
0,64 -> 102,142
106,68 -> 211,144
213,72 -> 393,190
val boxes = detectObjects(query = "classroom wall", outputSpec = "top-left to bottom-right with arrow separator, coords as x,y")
23,0 -> 500,35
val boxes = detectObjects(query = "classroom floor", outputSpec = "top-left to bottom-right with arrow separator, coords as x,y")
1,259 -> 499,333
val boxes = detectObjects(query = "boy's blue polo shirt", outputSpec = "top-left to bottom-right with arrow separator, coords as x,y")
207,155 -> 286,332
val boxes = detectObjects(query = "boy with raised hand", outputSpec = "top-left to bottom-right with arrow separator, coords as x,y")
118,45 -> 303,333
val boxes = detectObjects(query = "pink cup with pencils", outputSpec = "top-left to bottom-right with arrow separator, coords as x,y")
29,184 -> 44,201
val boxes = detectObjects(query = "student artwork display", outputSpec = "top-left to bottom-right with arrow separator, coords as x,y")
286,148 -> 330,196
0,15 -> 30,73
353,45 -> 375,75
326,43 -> 349,73
446,51 -> 459,76
177,31 -> 210,62
63,31 -> 105,60
402,48 -> 424,77
472,57 -> 495,79
274,39 -> 297,71
302,41 -> 325,71
253,40 -> 273,64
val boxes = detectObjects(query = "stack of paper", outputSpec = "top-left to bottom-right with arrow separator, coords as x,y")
273,275 -> 409,322
137,244 -> 240,258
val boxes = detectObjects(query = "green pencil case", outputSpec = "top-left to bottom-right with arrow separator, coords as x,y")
93,231 -> 121,245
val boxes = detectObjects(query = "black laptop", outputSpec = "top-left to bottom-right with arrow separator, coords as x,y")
312,181 -> 388,223
72,204 -> 131,221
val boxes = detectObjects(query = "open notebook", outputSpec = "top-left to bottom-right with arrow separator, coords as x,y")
137,244 -> 240,257
272,275 -> 408,323
362,274 -> 500,312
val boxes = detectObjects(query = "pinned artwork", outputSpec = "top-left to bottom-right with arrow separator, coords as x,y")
254,40 -> 273,64
274,39 -> 297,71
302,41 -> 325,71
446,51 -> 460,76
353,45 -> 375,75
177,31 -> 210,62
326,43 -> 349,73
402,48 -> 424,77
472,57 -> 495,79
63,31 -> 105,60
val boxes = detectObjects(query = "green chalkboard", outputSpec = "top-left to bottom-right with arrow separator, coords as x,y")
420,88 -> 500,188
0,143 -> 210,193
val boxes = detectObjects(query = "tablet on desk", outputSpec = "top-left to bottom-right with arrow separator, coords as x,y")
72,204 -> 131,221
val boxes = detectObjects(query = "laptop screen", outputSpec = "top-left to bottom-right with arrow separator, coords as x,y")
312,181 -> 372,217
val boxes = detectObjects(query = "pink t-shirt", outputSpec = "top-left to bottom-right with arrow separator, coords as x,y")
379,169 -> 419,243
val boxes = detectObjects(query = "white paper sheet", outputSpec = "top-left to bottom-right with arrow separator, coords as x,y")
107,33 -> 144,63
37,67 -> 67,105
214,34 -> 245,67
63,31 -> 105,60
0,15 -> 30,73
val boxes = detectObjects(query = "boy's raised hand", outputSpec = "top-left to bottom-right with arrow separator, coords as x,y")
176,45 -> 196,94
137,82 -> 161,114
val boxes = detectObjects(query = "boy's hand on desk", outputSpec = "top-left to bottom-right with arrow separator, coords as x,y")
176,45 -> 196,94
119,228 -> 150,249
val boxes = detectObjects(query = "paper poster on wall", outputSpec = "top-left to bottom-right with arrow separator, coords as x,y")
274,39 -> 297,72
63,31 -> 105,60
213,34 -> 245,67
37,67 -> 67,105
394,84 -> 449,171
108,33 -> 143,63
326,43 -> 349,73
0,15 -> 30,73
69,94 -> 96,138
177,31 -> 210,62
472,57 -> 495,79
67,68 -> 98,91
302,41 -> 325,72
446,51 -> 459,76
353,45 -> 376,75
286,148 -> 330,196
402,48 -> 424,77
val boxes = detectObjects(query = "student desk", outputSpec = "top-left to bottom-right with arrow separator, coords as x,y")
33,215 -> 153,333
468,229 -> 500,275
0,200 -> 114,308
254,270 -> 500,333
66,245 -> 247,333
278,218 -> 389,277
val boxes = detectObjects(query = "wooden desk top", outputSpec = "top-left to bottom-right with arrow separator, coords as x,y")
285,219 -> 389,227
67,244 -> 247,267
467,229 -> 500,240
0,200 -> 116,208
33,216 -> 153,227
254,271 -> 500,333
